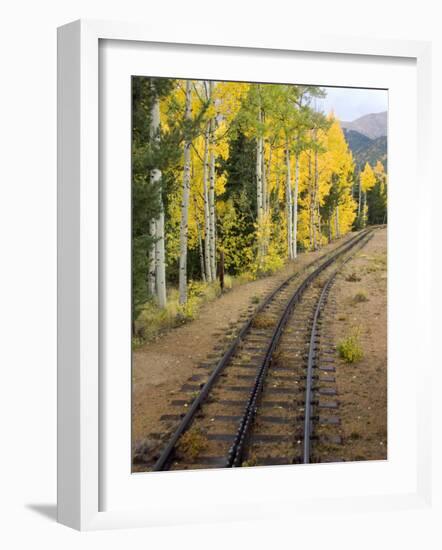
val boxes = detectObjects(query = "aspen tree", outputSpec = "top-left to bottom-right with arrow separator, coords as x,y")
266,142 -> 273,215
290,86 -> 325,256
178,80 -> 192,304
193,192 -> 206,282
359,162 -> 376,227
202,121 -> 212,282
335,206 -> 340,238
132,76 -> 175,324
256,86 -> 265,263
262,135 -> 268,216
285,141 -> 293,258
148,219 -> 157,295
323,117 -> 355,240
150,88 -> 167,308
292,154 -> 299,258
313,135 -> 319,250
208,81 -> 217,280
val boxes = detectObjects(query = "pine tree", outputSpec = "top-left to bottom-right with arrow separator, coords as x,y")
367,160 -> 387,224
132,76 -> 175,323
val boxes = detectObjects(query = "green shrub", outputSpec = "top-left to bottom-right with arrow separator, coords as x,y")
337,332 -> 364,363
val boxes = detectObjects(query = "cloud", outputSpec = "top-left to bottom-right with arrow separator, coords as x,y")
316,86 -> 388,121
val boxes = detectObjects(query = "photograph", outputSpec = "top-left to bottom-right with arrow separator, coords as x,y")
131,77 -> 388,472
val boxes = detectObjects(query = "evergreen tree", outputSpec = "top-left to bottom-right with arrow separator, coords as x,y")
132,77 -> 177,321
367,160 -> 387,224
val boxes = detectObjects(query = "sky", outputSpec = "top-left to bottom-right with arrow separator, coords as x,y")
316,86 -> 388,122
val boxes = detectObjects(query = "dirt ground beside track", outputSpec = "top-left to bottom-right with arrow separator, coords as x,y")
326,228 -> 387,461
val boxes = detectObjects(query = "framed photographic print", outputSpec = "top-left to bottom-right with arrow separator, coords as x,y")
57,19 -> 432,530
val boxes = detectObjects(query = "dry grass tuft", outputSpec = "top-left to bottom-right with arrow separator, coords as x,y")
242,453 -> 259,467
352,290 -> 369,304
176,428 -> 207,459
252,314 -> 276,329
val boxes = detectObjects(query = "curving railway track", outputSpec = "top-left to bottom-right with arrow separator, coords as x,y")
144,228 -> 375,472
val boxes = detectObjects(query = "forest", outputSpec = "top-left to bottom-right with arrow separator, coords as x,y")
132,78 -> 387,338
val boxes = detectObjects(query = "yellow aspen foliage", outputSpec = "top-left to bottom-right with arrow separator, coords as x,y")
360,162 -> 376,192
373,160 -> 387,192
212,81 -> 250,127
327,118 -> 354,179
326,117 -> 357,238
336,192 -> 357,235
373,160 -> 385,180
140,78 -> 385,304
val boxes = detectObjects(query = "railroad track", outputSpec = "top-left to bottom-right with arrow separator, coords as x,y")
147,229 -> 374,471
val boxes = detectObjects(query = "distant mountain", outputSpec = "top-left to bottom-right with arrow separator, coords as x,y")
344,129 -> 387,171
341,111 -> 387,140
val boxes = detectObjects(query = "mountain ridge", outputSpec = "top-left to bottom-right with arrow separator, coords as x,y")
343,128 -> 387,171
341,111 -> 387,140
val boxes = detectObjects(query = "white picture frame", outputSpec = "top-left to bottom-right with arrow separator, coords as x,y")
57,19 -> 432,531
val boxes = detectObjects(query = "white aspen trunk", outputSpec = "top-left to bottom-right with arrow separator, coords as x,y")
256,90 -> 264,264
155,211 -> 167,307
256,84 -> 264,264
262,140 -> 267,216
363,191 -> 367,227
208,82 -> 217,281
256,134 -> 264,262
178,80 -> 192,305
358,179 -> 362,220
262,139 -> 270,257
275,174 -> 281,216
285,143 -> 292,259
150,92 -> 167,308
198,228 -> 206,283
292,154 -> 299,259
202,123 -> 212,282
193,195 -> 206,282
209,144 -> 216,280
256,135 -> 263,218
310,208 -> 315,251
148,219 -> 157,296
313,145 -> 319,250
267,145 -> 273,215
317,204 -> 321,247
257,101 -> 264,220
308,152 -> 313,250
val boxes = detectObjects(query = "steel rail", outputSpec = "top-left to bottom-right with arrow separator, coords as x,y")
152,229 -> 371,471
302,232 -> 374,463
226,230 -> 374,467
